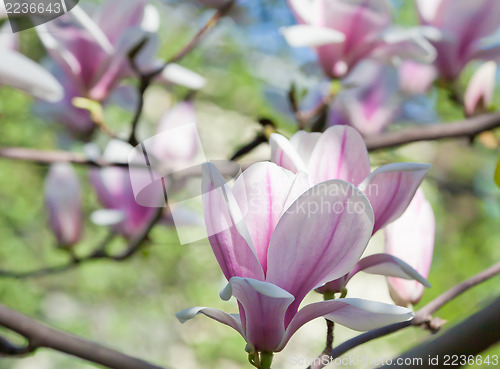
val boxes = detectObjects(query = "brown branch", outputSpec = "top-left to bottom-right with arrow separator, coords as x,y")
0,304 -> 167,369
0,147 -> 125,168
366,112 -> 500,151
378,297 -> 500,369
0,208 -> 164,279
306,260 -> 500,369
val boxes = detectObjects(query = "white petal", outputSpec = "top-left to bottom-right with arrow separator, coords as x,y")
0,50 -> 63,102
176,307 -> 245,337
142,5 -> 160,33
90,209 -> 126,226
160,63 -> 206,90
280,25 -> 345,47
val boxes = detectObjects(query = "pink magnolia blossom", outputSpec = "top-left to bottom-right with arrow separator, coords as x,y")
44,164 -> 83,247
328,61 -> 402,135
90,140 -> 159,238
177,162 -> 414,354
271,125 -> 431,234
283,0 -> 436,78
35,0 -> 205,138
464,61 -> 497,116
328,61 -> 438,135
416,0 -> 500,81
385,189 -> 435,307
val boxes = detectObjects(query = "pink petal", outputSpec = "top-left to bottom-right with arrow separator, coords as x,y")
270,133 -> 307,173
385,189 -> 435,306
231,163 -> 298,274
94,0 -> 147,45
464,61 -> 497,116
278,298 -> 414,351
266,180 -> 374,323
289,131 -> 322,168
399,60 -> 437,95
176,307 -> 245,338
202,163 -> 265,281
308,126 -> 371,186
221,277 -> 295,352
360,162 -> 431,234
350,253 -> 431,287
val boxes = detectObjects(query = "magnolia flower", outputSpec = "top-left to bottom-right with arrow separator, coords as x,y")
271,126 -> 431,234
328,61 -> 402,135
385,189 -> 435,307
35,0 -> 205,138
464,61 -> 497,116
44,164 -> 83,247
177,163 -> 414,356
328,60 -> 438,135
90,140 -> 159,238
416,0 -> 500,81
282,0 -> 436,78
0,24 -> 62,101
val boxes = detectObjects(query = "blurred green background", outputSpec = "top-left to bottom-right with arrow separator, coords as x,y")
1,0 -> 500,368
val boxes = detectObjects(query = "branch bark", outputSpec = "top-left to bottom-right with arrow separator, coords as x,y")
0,304 -> 167,369
366,112 -> 500,151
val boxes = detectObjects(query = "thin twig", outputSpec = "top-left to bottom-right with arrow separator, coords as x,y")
0,147 -> 125,168
0,208 -> 164,279
127,0 -> 236,146
0,304 -> 167,369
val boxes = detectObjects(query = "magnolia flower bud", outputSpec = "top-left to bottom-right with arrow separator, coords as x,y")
385,189 -> 435,307
44,164 -> 84,248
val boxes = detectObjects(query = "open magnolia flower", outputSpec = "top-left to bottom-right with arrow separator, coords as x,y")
177,162 -> 414,360
385,188 -> 435,307
271,125 -> 431,234
417,0 -> 500,81
35,0 -> 205,138
282,0 -> 437,78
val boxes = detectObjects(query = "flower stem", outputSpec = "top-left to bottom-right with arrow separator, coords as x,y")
260,352 -> 273,369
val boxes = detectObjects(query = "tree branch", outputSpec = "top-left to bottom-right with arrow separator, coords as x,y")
0,147 -> 126,168
378,297 -> 500,369
0,304 -> 167,369
366,112 -> 500,151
